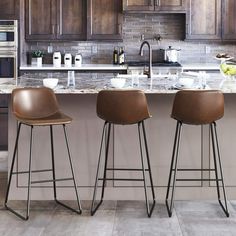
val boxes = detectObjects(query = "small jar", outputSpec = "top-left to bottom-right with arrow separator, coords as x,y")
75,54 -> 82,67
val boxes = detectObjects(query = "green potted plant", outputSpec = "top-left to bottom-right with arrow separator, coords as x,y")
31,50 -> 44,67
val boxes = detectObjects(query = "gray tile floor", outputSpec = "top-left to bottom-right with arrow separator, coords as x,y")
0,174 -> 236,236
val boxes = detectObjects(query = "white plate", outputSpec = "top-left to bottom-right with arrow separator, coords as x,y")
173,83 -> 195,90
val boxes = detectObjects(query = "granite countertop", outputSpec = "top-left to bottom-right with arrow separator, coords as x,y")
0,72 -> 236,94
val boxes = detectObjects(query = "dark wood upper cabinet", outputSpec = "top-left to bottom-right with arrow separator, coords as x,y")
222,0 -> 236,40
155,0 -> 186,11
123,0 -> 186,12
186,0 -> 221,40
87,0 -> 122,40
25,0 -> 56,40
0,0 -> 19,19
25,0 -> 86,41
56,0 -> 86,40
123,0 -> 154,11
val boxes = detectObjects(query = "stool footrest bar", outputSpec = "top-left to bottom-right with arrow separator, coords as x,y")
12,169 -> 53,175
106,168 -> 149,171
31,177 -> 73,184
98,178 -> 144,181
176,178 -> 223,182
175,168 -> 215,172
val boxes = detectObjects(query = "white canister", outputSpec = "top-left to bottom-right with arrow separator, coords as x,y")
53,52 -> 61,67
75,54 -> 82,67
64,53 -> 72,67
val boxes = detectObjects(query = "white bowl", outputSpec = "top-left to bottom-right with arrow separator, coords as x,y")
110,78 -> 126,88
43,78 -> 58,89
178,77 -> 194,88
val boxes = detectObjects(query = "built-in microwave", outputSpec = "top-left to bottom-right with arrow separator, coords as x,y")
0,20 -> 17,48
0,20 -> 18,84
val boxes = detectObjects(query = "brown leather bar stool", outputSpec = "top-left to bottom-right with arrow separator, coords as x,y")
166,90 -> 229,217
91,90 -> 155,217
5,87 -> 82,220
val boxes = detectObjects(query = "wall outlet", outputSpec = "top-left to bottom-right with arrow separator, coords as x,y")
205,46 -> 211,54
92,45 -> 98,54
48,45 -> 53,53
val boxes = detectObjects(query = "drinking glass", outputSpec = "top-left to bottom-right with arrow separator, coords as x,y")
67,71 -> 75,88
131,71 -> 139,87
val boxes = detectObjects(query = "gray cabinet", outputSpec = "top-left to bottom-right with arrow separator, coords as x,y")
155,0 -> 186,11
186,0 -> 221,40
186,0 -> 236,41
123,0 -> 186,12
222,0 -> 236,41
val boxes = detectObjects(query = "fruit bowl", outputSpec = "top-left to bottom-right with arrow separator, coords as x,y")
43,78 -> 59,89
220,62 -> 236,79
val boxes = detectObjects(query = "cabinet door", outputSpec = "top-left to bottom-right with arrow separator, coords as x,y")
186,0 -> 221,40
222,0 -> 236,40
0,0 -> 19,19
56,0 -> 86,40
155,0 -> 186,11
123,0 -> 154,11
87,0 -> 122,40
25,0 -> 56,41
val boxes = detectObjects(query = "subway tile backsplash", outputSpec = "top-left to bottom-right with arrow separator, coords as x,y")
22,13 -> 236,65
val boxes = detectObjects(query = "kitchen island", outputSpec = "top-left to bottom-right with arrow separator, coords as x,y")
3,72 -> 236,201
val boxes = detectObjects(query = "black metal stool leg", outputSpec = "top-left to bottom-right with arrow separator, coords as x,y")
53,124 -> 82,214
50,125 -> 57,201
138,122 -> 156,217
210,123 -> 229,217
5,124 -> 33,221
166,121 -> 182,217
91,122 -> 111,215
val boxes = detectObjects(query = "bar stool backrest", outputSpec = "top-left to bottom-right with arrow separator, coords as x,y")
12,87 -> 59,120
171,90 -> 224,125
97,90 -> 151,125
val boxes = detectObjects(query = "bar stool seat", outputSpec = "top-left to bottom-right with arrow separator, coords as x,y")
166,90 -> 229,217
15,112 -> 72,126
5,87 -> 82,220
91,89 -> 156,217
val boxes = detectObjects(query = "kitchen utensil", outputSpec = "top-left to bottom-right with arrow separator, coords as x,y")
164,46 -> 180,63
53,52 -> 61,67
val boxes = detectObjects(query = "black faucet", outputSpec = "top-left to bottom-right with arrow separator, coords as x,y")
139,41 -> 152,78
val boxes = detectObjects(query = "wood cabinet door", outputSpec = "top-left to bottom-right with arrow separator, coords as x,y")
87,0 -> 122,40
222,0 -> 236,41
155,0 -> 186,11
56,0 -> 86,40
123,0 -> 154,11
186,0 -> 221,40
0,0 -> 19,19
25,0 -> 56,40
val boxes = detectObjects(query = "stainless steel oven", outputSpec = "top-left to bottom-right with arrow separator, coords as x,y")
0,20 -> 18,48
0,20 -> 18,153
0,50 -> 17,82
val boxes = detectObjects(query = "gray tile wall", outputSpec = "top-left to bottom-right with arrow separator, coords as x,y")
22,13 -> 236,65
